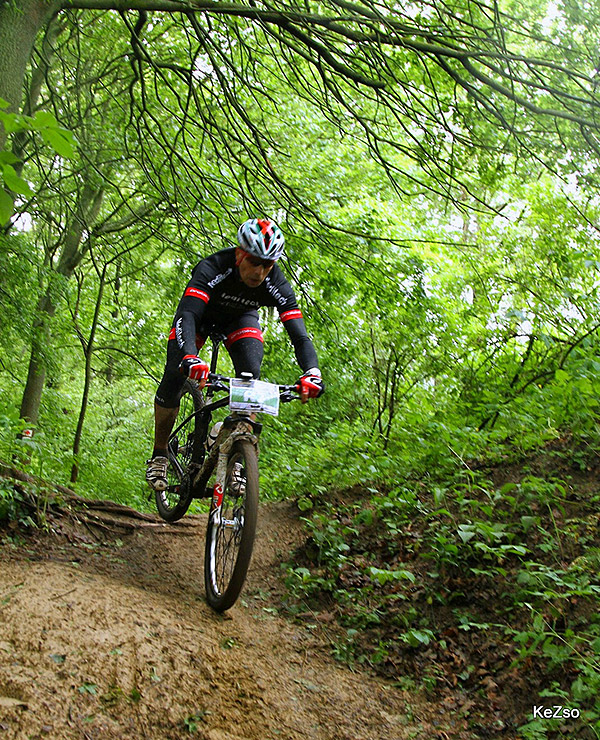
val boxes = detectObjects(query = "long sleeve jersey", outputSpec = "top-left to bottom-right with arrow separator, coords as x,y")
171,248 -> 319,372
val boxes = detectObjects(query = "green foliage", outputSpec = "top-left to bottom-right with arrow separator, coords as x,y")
283,446 -> 600,736
0,98 -> 75,222
0,477 -> 50,528
2,2 -> 600,522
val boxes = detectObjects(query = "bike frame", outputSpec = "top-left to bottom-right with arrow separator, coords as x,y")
169,334 -> 262,497
171,333 -> 297,504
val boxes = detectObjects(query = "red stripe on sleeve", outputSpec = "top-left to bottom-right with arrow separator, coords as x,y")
280,309 -> 303,322
184,287 -> 210,303
168,327 -> 176,340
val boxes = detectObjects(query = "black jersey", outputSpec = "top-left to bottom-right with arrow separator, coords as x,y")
171,248 -> 319,372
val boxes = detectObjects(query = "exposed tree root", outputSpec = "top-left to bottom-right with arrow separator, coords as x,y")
0,460 -> 202,535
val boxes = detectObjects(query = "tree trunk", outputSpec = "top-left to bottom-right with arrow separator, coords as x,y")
0,0 -> 60,145
104,258 -> 121,383
71,265 -> 106,484
18,185 -> 104,430
19,293 -> 57,424
12,14 -> 64,175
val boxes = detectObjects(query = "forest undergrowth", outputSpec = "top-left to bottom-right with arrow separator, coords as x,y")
282,434 -> 600,740
1,432 -> 599,740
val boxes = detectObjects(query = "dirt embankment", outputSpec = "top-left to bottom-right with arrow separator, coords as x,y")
0,501 -> 452,740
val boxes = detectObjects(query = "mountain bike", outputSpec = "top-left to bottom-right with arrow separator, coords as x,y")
154,333 -> 299,611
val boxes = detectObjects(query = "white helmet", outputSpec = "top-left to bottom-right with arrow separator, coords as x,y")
237,218 -> 285,261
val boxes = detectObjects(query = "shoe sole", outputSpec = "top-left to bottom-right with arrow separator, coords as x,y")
147,479 -> 168,492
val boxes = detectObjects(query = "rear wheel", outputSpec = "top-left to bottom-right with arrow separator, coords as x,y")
155,379 -> 204,522
204,439 -> 259,611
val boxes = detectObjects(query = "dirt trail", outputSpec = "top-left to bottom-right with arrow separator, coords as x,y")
0,501 -> 449,740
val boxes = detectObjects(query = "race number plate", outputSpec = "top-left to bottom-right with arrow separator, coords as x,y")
230,378 -> 280,416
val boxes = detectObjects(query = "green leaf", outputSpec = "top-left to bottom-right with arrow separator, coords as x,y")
0,189 -> 13,223
520,516 -> 538,532
2,165 -> 32,197
40,128 -> 75,158
129,688 -> 141,703
457,524 -> 476,543
369,566 -> 415,585
401,628 -> 434,647
0,151 -> 19,165
32,111 -> 59,128
500,544 -> 528,555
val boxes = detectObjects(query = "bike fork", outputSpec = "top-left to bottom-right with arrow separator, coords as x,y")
207,426 -> 255,529
209,447 -> 228,527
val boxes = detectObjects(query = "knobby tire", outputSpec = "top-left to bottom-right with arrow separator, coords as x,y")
204,439 -> 259,612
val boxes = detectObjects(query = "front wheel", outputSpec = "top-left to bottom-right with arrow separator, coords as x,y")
155,379 -> 204,522
204,440 -> 259,611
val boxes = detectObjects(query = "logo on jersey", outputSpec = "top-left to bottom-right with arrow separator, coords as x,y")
264,276 -> 287,306
280,309 -> 303,322
219,292 -> 259,309
208,268 -> 233,288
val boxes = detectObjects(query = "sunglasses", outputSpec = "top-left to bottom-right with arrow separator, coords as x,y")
244,253 -> 275,269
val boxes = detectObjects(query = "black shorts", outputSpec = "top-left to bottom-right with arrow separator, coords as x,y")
154,311 -> 265,408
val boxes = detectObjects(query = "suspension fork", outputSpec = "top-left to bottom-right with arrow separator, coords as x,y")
191,417 -> 257,503
209,425 -> 258,523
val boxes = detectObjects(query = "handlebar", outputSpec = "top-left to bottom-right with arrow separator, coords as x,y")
206,373 -> 300,402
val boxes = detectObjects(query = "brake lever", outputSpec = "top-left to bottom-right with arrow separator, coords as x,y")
279,385 -> 301,403
207,373 -> 229,392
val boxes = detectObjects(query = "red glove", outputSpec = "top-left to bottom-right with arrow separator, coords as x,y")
296,368 -> 324,402
179,355 -> 209,384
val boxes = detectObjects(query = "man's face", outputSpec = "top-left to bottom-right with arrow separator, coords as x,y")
236,247 -> 275,288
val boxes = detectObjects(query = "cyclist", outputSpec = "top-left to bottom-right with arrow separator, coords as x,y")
146,218 -> 325,491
